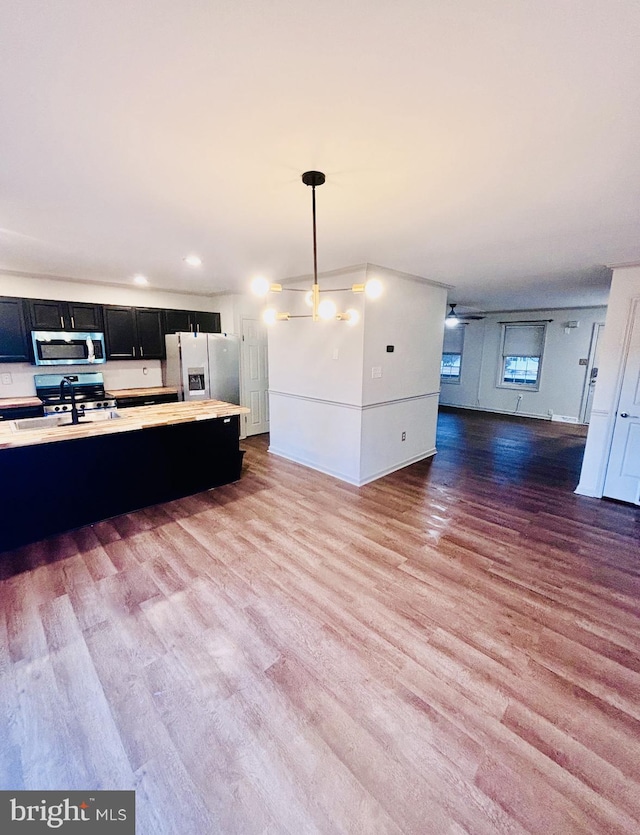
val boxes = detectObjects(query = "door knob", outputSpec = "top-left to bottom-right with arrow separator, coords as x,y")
620,413 -> 639,418
620,413 -> 629,418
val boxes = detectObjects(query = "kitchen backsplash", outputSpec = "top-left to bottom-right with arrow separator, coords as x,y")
0,360 -> 163,397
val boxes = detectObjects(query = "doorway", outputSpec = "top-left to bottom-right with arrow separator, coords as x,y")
241,317 -> 269,437
580,322 -> 605,424
603,299 -> 640,504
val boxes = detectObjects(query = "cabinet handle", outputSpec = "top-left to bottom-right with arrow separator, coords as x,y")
60,315 -> 65,328
140,346 -> 144,357
196,323 -> 200,333
132,346 -> 136,357
71,316 -> 75,329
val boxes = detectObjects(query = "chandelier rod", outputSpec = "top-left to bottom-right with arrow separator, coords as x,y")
302,171 -> 325,319
311,180 -> 318,288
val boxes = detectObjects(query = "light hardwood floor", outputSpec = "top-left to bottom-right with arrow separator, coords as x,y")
1,408 -> 639,834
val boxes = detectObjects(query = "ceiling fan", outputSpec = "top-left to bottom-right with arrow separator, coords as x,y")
445,303 -> 486,327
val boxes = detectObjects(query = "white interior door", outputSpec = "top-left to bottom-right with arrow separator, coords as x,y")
241,317 -> 269,436
603,304 -> 640,504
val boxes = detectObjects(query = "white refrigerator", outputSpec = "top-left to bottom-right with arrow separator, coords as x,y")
164,332 -> 240,405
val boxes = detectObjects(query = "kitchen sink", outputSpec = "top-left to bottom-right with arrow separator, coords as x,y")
12,410 -> 121,431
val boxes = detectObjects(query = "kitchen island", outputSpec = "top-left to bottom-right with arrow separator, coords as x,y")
0,400 -> 250,552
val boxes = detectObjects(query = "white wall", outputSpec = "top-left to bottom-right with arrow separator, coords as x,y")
1,359 -> 165,396
268,267 -> 366,406
209,292 -> 265,336
0,271 -> 228,397
362,265 -> 445,404
0,272 -> 226,313
267,264 -> 448,486
359,265 -> 446,482
577,265 -> 640,497
439,306 -> 607,421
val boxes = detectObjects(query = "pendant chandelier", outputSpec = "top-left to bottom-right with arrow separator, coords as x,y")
251,171 -> 382,324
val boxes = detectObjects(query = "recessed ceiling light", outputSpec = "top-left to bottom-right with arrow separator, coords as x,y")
184,254 -> 202,267
133,274 -> 149,286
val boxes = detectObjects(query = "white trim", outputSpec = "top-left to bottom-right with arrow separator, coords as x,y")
362,392 -> 439,410
440,403 -> 552,421
359,449 -> 437,485
607,260 -> 640,269
579,321 -> 605,423
268,390 -> 440,410
281,261 -> 452,291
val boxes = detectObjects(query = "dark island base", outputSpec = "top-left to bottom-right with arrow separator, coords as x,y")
0,415 -> 244,552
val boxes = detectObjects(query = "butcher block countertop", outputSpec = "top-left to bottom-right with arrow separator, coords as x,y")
0,399 -> 249,450
109,386 -> 178,398
0,396 -> 42,409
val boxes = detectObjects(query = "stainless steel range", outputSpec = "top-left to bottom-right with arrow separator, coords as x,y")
35,372 -> 116,416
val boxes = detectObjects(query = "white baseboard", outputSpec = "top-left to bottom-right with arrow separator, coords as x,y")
359,448 -> 437,486
551,414 -> 580,423
268,446 -> 437,486
268,446 -> 361,485
439,403 -> 549,420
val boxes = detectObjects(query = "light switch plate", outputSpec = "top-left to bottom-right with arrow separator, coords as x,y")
371,366 -> 382,379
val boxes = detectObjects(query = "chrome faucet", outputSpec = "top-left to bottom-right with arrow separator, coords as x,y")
59,376 -> 81,425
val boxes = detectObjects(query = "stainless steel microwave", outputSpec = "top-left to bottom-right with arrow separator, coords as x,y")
31,331 -> 106,366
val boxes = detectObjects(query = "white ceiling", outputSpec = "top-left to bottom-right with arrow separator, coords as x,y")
1,0 -> 639,311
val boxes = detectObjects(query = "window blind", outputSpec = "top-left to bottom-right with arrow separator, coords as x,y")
502,324 -> 545,357
443,326 -> 464,353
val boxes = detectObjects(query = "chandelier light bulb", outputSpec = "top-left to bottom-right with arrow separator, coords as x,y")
365,279 -> 383,299
262,307 -> 278,325
318,299 -> 337,320
346,308 -> 360,326
251,276 -> 270,297
184,254 -> 202,267
304,290 -> 314,307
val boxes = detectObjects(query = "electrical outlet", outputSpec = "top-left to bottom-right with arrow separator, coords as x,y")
1,373 -> 12,386
371,366 -> 382,379
401,431 -> 406,441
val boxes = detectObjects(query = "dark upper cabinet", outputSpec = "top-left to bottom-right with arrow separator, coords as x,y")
68,301 -> 103,331
104,306 -> 165,360
136,308 -> 164,359
193,310 -> 221,333
104,306 -> 137,359
26,298 -> 103,332
163,309 -> 192,334
164,309 -> 221,334
0,297 -> 30,362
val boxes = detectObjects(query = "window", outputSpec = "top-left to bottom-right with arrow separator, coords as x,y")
441,323 -> 464,382
499,323 -> 546,389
